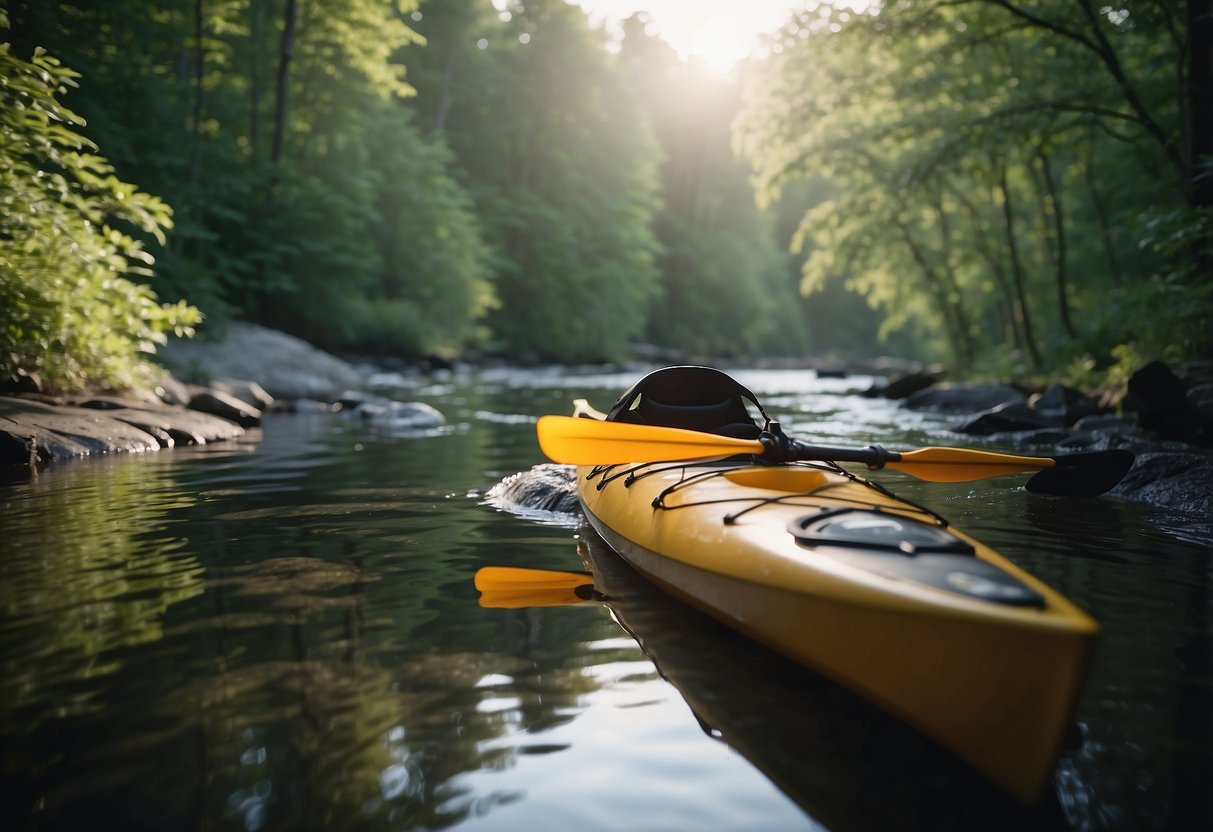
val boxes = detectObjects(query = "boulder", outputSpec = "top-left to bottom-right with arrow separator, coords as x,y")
1111,452 -> 1213,518
1126,360 -> 1203,442
1027,383 -> 1101,426
1073,413 -> 1141,435
864,369 -> 945,400
210,378 -> 275,411
153,372 -> 192,406
0,396 -> 246,466
1187,383 -> 1213,433
187,387 -> 263,427
486,464 -> 580,516
1,369 -> 42,395
904,382 -> 1025,413
0,397 -> 162,462
357,400 -> 445,432
160,321 -> 363,401
953,402 -> 1062,436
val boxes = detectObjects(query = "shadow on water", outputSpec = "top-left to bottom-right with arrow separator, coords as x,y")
574,528 -> 1067,832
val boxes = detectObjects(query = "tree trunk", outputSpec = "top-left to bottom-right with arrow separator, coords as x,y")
434,46 -> 455,133
249,0 -> 265,156
1083,145 -> 1125,286
1188,0 -> 1213,211
1036,149 -> 1074,337
272,0 -> 298,165
950,182 -> 1025,354
893,215 -> 970,362
933,198 -> 976,360
998,162 -> 1043,367
189,0 -> 205,187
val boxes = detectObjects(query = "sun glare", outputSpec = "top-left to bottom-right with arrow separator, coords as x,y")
689,16 -> 746,74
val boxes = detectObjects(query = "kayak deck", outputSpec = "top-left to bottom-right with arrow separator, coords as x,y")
577,458 -> 1098,804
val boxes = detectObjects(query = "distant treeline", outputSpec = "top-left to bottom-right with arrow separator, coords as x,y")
2,1 -> 1209,394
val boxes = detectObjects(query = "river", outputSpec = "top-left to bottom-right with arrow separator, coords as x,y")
1,367 -> 1209,831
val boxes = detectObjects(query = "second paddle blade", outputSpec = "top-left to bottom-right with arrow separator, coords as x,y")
1025,449 -> 1135,496
536,415 -> 762,465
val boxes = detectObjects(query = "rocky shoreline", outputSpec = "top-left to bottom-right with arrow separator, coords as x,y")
862,359 -> 1213,517
3,323 -> 1211,519
0,323 -> 445,469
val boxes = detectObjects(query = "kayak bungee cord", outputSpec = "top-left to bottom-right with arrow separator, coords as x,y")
584,458 -> 951,528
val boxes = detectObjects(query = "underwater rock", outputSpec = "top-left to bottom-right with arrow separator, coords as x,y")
486,463 -> 580,516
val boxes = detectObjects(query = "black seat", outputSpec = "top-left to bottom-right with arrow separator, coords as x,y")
606,366 -> 769,438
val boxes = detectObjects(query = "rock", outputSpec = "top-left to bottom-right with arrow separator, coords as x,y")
160,321 -> 363,401
284,399 -> 336,414
210,378 -> 275,411
486,464 -> 580,516
1187,383 -> 1213,432
153,372 -> 192,406
1126,360 -> 1203,442
864,369 -> 944,400
1111,452 -> 1213,518
904,382 -> 1025,413
1,369 -> 42,395
187,388 -> 262,428
357,400 -> 445,431
1073,413 -> 1141,435
0,397 -> 162,462
0,396 -> 246,466
1028,383 -> 1101,426
953,402 -> 1062,436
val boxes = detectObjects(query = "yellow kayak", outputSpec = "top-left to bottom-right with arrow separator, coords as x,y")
550,367 -> 1102,804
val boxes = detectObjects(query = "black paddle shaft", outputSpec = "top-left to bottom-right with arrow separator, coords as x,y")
761,422 -> 1135,496
760,422 -> 899,468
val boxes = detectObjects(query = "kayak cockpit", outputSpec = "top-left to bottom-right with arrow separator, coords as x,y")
721,466 -> 833,493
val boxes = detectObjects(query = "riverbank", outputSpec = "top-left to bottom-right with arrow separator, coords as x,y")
3,324 -> 1211,519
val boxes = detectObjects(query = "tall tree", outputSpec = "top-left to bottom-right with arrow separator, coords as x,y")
737,1 -> 1211,368
413,0 -> 662,362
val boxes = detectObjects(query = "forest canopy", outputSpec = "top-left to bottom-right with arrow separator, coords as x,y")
1,0 -> 1209,393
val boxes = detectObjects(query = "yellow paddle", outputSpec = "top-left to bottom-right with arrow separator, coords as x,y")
536,415 -> 1134,496
474,566 -> 601,608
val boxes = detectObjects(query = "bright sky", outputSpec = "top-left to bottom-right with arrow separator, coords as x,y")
573,0 -> 814,73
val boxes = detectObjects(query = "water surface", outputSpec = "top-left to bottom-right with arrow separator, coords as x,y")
2,368 -> 1209,831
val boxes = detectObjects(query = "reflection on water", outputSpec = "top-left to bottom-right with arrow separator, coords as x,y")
1,369 -> 1210,831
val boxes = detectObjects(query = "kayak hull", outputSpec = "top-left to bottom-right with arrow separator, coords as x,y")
577,460 -> 1098,804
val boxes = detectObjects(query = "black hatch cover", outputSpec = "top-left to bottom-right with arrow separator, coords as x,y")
788,508 -> 1045,608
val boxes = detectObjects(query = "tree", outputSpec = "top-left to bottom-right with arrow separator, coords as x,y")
620,16 -> 813,358
0,15 -> 200,393
6,1 -> 495,359
737,1 -> 1211,371
417,0 -> 662,362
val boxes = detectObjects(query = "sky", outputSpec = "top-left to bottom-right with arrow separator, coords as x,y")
572,0 -> 814,73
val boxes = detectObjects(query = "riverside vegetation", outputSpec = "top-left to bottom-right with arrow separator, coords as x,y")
1,1 -> 1210,399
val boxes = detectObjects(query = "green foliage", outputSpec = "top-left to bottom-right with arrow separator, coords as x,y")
0,21 -> 200,393
414,0 -> 662,362
363,111 -> 496,357
619,26 -> 813,358
737,1 -> 1212,372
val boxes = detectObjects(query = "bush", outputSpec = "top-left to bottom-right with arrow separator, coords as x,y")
0,17 -> 200,394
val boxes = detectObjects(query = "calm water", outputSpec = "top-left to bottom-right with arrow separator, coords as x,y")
1,368 -> 1209,831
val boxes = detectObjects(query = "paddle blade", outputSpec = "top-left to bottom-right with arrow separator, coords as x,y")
536,415 -> 763,465
474,566 -> 594,592
889,446 -> 1057,482
1025,449 -> 1135,496
474,567 -> 601,609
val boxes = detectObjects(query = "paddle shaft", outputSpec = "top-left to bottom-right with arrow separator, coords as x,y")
536,415 -> 1133,493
